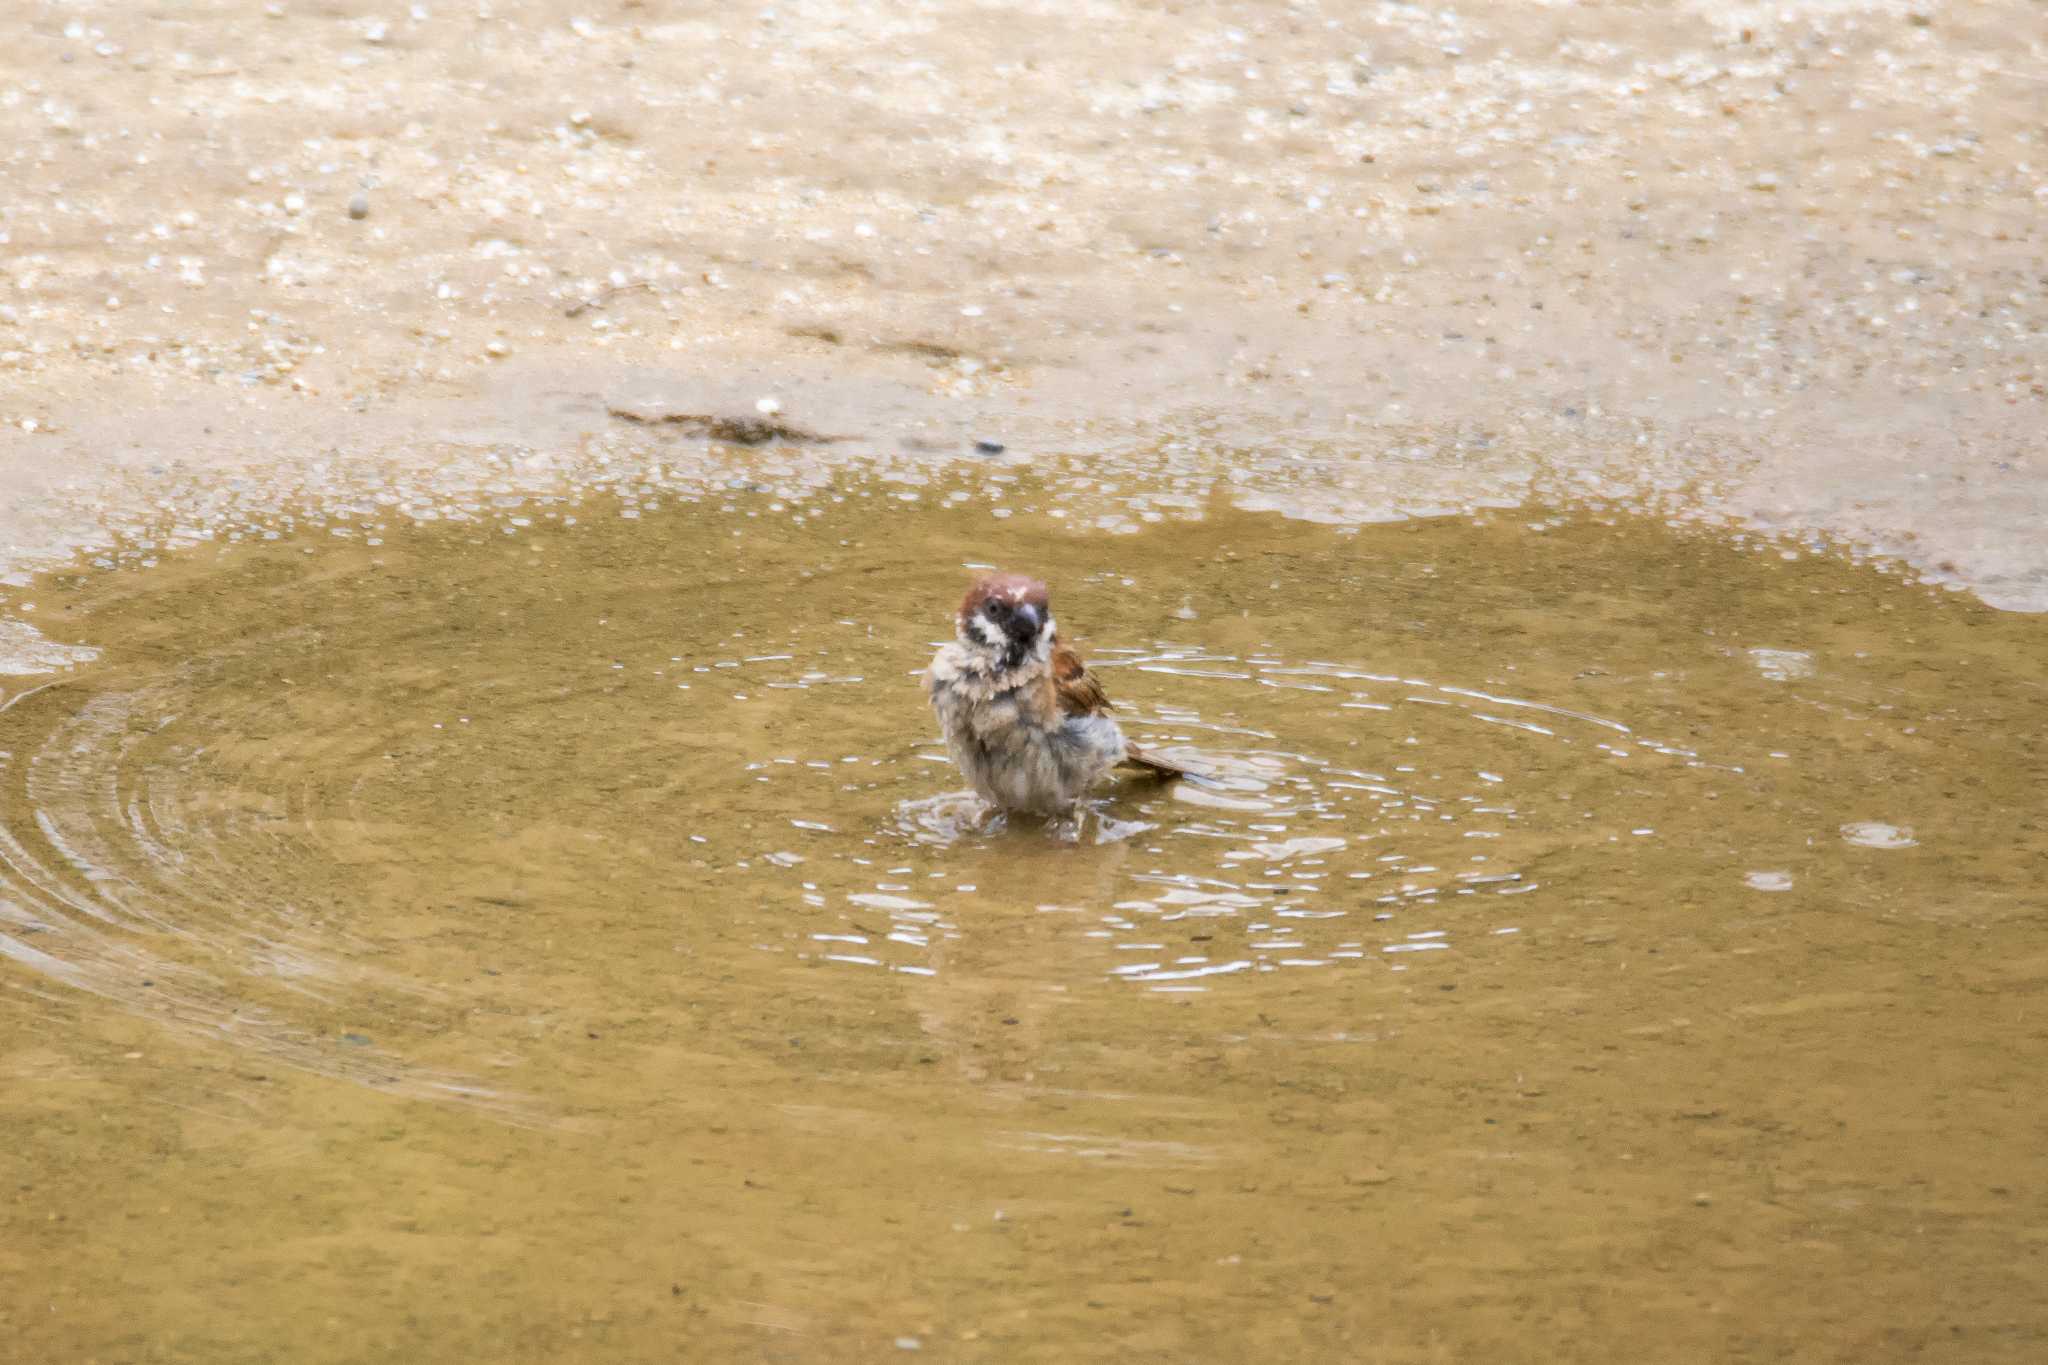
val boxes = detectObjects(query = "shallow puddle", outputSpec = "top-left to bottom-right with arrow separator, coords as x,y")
4,476 -> 2046,1360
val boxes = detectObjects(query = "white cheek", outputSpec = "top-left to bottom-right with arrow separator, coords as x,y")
971,614 -> 1006,649
1032,618 -> 1056,659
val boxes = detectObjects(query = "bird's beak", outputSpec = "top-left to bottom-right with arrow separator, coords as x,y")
1015,603 -> 1042,636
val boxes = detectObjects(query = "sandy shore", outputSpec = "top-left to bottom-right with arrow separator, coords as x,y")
3,0 -> 2043,608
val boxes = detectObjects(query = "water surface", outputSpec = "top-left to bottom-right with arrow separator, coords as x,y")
3,480 -> 2044,1361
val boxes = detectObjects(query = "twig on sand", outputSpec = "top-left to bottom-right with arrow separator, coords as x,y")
563,281 -> 654,318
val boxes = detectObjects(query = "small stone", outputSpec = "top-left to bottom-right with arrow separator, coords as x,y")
754,396 -> 781,416
1750,172 -> 1780,191
973,439 -> 1005,455
1693,1192 -> 1712,1206
347,193 -> 369,220
485,341 -> 510,358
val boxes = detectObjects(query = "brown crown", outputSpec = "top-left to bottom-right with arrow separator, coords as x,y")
958,572 -> 1050,629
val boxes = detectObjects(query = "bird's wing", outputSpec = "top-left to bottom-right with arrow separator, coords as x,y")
1051,640 -> 1115,718
1122,745 -> 1197,779
1053,638 -> 1194,781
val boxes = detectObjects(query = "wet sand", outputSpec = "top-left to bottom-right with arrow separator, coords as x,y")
2,0 -> 2044,605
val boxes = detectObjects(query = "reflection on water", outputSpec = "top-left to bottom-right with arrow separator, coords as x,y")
3,475 -> 2046,1358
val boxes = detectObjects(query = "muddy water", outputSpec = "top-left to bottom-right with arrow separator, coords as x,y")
3,481 -> 2046,1361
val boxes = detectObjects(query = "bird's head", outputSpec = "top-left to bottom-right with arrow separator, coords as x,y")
957,572 -> 1054,671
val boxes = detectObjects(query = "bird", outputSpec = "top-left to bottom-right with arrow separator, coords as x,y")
925,571 -> 1192,816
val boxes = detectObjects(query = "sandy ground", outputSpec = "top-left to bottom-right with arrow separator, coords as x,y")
2,0 -> 2044,609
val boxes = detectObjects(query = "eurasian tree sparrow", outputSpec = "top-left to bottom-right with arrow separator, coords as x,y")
926,572 -> 1189,815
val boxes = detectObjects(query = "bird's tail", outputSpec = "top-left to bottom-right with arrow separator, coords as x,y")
1121,745 -> 1198,780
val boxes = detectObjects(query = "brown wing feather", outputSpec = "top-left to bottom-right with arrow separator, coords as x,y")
1052,639 -> 1193,781
1051,641 -> 1114,718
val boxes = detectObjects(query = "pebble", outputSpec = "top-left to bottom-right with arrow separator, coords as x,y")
347,193 -> 370,220
973,439 -> 1005,455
